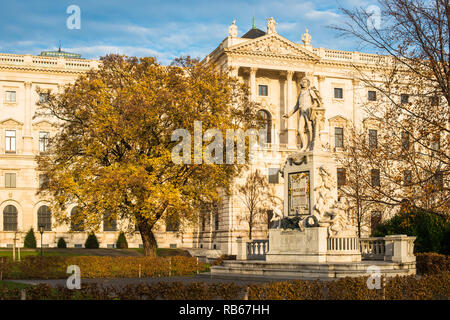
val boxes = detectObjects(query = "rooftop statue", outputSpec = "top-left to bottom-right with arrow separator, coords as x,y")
228,20 -> 238,37
302,28 -> 311,45
266,17 -> 277,34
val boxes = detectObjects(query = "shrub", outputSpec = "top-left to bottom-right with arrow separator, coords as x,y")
372,208 -> 449,254
57,237 -> 67,248
84,233 -> 99,249
0,256 -> 208,280
416,253 -> 450,275
116,232 -> 128,249
0,272 -> 448,300
23,228 -> 37,249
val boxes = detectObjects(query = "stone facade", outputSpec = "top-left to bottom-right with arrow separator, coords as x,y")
198,20 -> 391,255
0,19 -> 390,252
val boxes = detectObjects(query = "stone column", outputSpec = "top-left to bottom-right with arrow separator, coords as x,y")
236,237 -> 247,260
352,79 -> 360,126
249,67 -> 257,101
286,70 -> 297,148
384,235 -> 416,263
230,66 -> 239,78
23,81 -> 33,154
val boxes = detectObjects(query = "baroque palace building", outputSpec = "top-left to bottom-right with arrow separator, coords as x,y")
0,18 -> 388,252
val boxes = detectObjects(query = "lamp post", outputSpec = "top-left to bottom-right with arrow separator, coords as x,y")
38,225 -> 45,256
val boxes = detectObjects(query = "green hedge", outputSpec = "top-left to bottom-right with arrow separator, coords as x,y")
373,208 -> 449,254
0,272 -> 448,300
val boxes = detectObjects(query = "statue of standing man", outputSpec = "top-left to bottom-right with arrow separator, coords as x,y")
283,78 -> 322,152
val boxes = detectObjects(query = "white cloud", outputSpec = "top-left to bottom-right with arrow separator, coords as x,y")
305,10 -> 340,20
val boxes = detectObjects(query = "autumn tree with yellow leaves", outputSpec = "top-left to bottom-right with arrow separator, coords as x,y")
35,55 -> 261,256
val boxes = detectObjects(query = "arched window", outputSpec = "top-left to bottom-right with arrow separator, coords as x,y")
103,213 -> 117,231
37,205 -> 52,231
70,206 -> 85,231
258,109 -> 272,144
165,216 -> 180,232
3,205 -> 18,231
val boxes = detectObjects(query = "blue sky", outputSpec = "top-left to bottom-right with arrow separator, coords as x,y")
0,0 -> 375,64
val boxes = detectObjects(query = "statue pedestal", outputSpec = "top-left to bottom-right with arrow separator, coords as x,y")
266,228 -> 361,263
283,150 -> 337,218
270,149 -> 361,263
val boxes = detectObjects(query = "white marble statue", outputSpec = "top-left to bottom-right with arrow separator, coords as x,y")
302,28 -> 311,45
283,78 -> 322,151
270,207 -> 283,229
228,20 -> 238,37
267,17 -> 277,34
307,166 -> 357,236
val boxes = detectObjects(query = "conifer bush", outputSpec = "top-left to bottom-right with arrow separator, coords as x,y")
57,237 -> 67,248
23,228 -> 37,249
84,233 -> 99,249
116,232 -> 128,249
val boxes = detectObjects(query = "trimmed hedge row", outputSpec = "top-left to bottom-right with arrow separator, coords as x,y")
416,253 -> 450,275
0,256 -> 207,280
0,272 -> 448,300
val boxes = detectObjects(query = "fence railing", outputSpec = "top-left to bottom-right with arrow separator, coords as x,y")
360,237 -> 386,260
246,239 -> 269,260
327,236 -> 359,252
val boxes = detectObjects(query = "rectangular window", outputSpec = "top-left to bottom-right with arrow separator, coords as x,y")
434,171 -> 443,190
431,132 -> 440,151
39,174 -> 49,189
39,93 -> 49,103
268,168 -> 279,184
103,213 -> 117,231
335,127 -> 344,148
5,91 -> 16,103
214,212 -> 219,231
39,132 -> 50,152
371,169 -> 380,187
368,90 -> 377,101
337,168 -> 346,187
334,88 -> 343,99
368,129 -> 378,149
258,85 -> 268,96
401,94 -> 409,104
401,131 -> 410,150
5,173 -> 16,188
370,211 -> 382,232
431,96 -> 439,106
403,170 -> 412,185
166,216 -> 180,232
5,130 -> 16,153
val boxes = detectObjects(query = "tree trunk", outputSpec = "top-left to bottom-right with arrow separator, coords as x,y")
138,221 -> 157,256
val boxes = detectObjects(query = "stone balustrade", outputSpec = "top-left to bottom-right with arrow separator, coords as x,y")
236,233 -> 416,264
0,53 -> 98,72
236,237 -> 269,261
327,236 -> 359,252
360,235 -> 416,263
360,237 -> 386,260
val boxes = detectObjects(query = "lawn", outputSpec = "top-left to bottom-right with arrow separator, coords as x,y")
0,280 -> 34,290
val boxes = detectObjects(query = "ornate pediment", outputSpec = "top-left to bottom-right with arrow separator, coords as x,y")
328,115 -> 349,125
33,120 -> 56,130
227,34 -> 320,61
0,118 -> 23,127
